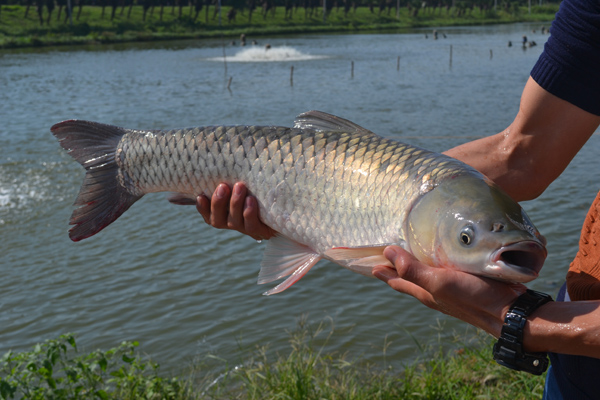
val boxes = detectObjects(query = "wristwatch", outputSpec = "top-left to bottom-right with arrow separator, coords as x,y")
493,289 -> 553,375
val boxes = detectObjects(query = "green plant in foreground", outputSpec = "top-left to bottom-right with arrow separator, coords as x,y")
0,334 -> 193,400
0,320 -> 546,400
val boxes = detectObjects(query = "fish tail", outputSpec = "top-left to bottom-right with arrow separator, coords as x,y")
51,120 -> 142,242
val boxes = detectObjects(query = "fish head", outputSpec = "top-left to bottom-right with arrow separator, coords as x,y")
405,175 -> 546,282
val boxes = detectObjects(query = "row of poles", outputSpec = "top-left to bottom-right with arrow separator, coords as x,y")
223,44 -> 508,90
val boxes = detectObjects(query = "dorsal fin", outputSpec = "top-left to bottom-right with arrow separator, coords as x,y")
294,110 -> 377,136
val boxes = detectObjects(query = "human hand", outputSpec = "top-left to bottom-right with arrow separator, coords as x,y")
372,246 -> 528,337
195,182 -> 276,241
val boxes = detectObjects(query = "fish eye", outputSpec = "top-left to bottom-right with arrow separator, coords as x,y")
460,226 -> 474,246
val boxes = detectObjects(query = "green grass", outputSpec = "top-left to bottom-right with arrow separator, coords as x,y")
0,317 -> 546,399
0,3 -> 559,48
203,318 -> 546,399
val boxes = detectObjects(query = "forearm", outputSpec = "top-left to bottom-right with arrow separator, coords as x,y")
524,301 -> 600,358
444,78 -> 600,202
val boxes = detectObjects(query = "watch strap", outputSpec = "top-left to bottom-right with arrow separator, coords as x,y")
493,289 -> 553,375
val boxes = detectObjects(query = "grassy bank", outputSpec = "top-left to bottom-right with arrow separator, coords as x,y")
0,319 -> 546,399
0,3 -> 559,48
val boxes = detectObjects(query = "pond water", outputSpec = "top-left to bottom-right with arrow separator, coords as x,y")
1,23 -> 598,374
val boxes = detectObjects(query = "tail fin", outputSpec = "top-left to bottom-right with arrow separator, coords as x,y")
51,120 -> 142,242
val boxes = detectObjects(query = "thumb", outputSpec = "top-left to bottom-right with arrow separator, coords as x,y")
383,246 -> 435,287
375,246 -> 437,303
372,265 -> 398,282
372,245 -> 410,281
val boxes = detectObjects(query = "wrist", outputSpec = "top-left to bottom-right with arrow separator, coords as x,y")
523,300 -> 600,356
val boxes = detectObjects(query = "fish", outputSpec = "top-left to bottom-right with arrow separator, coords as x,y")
51,110 -> 547,295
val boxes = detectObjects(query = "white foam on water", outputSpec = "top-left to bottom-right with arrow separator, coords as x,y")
210,46 -> 329,62
0,181 -> 43,210
0,167 -> 54,213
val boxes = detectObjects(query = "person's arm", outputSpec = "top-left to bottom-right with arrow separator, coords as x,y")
444,78 -> 600,201
373,246 -> 600,359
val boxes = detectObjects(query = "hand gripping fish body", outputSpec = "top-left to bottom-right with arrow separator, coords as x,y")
52,111 -> 547,295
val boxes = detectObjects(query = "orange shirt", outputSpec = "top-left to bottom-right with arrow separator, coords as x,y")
567,191 -> 600,301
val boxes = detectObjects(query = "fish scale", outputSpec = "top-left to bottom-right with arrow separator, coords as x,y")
52,110 -> 547,295
118,125 -> 463,251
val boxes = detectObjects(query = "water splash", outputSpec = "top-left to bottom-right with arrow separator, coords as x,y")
210,46 -> 328,63
0,161 -> 70,216
0,176 -> 46,210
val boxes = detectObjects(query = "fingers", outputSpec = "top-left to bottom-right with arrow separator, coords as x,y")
196,194 -> 212,224
229,183 -> 247,230
195,183 -> 233,229
242,196 -> 275,240
195,182 -> 277,240
210,183 -> 232,229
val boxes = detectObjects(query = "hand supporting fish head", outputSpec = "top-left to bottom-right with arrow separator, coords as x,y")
405,175 -> 547,282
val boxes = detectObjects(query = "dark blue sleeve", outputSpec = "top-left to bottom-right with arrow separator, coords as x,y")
530,0 -> 600,116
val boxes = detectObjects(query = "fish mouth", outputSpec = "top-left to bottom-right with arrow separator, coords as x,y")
488,241 -> 547,283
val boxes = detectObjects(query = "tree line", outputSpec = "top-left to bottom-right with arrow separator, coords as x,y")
0,0 -> 559,26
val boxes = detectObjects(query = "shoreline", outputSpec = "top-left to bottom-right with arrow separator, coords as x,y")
0,4 -> 558,49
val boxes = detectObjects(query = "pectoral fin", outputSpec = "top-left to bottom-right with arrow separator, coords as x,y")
259,235 -> 321,296
324,245 -> 389,260
324,243 -> 407,275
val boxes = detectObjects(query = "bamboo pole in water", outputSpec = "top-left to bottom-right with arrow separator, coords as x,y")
221,42 -> 228,76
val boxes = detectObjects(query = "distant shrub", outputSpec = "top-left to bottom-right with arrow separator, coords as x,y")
115,21 -> 138,35
531,4 -> 559,14
71,22 -> 92,36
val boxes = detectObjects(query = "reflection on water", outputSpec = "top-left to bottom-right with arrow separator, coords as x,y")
2,23 -> 598,374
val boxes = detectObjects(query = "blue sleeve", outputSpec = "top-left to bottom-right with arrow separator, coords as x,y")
530,0 -> 600,116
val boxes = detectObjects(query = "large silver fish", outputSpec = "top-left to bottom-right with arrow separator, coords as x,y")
52,111 -> 546,295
